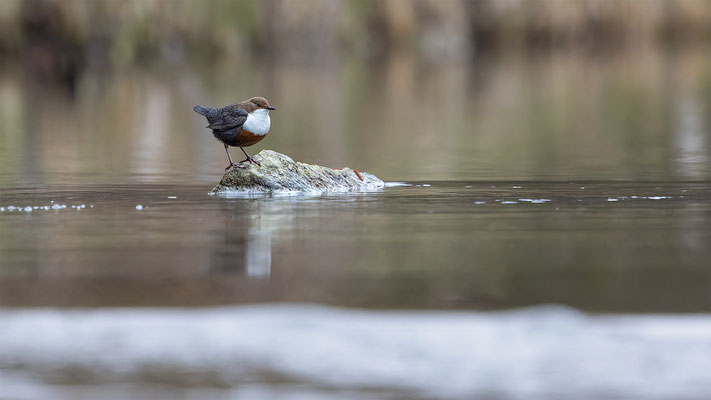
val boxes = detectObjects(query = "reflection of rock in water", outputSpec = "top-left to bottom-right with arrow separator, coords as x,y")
246,227 -> 271,278
210,208 -> 251,275
210,202 -> 281,279
209,216 -> 247,275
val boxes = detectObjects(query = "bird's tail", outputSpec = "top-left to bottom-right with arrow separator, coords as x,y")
193,105 -> 211,116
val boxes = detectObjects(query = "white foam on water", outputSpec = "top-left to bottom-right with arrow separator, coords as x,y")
168,196 -> 178,199
474,201 -> 486,205
421,184 -> 431,187
607,198 -> 619,202
501,201 -> 518,204
518,199 -> 552,203
215,181 -> 385,197
135,205 -> 144,210
648,196 -> 671,200
214,189 -> 318,198
0,304 -> 709,400
384,182 -> 411,187
0,204 -> 80,212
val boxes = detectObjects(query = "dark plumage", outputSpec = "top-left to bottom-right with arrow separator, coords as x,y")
194,97 -> 275,170
193,104 -> 248,147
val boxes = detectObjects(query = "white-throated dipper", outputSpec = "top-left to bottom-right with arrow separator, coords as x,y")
193,97 -> 275,171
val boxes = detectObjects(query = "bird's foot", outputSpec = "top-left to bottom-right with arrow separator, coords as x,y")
239,156 -> 261,166
225,162 -> 246,171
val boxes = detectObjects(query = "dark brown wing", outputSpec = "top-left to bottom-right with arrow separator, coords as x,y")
206,104 -> 248,131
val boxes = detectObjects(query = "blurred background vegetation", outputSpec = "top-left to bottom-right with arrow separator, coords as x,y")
1,0 -> 710,74
0,0 -> 710,182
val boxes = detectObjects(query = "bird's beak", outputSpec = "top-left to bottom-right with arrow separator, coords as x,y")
267,106 -> 276,110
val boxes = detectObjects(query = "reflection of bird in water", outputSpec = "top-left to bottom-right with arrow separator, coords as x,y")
209,213 -> 271,279
193,97 -> 276,171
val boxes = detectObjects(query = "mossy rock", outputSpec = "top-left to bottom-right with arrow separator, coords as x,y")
210,150 -> 384,194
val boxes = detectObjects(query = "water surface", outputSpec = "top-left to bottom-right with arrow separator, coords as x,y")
1,181 -> 708,312
2,304 -> 710,400
1,46 -> 711,399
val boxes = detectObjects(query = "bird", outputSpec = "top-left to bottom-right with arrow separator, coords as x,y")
193,97 -> 276,171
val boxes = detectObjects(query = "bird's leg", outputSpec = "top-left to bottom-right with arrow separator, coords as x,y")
224,144 -> 245,171
238,146 -> 261,166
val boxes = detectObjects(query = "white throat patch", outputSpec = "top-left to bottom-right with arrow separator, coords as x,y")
243,109 -> 271,136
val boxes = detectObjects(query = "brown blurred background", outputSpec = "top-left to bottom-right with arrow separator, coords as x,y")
0,0 -> 710,183
2,0 -> 710,68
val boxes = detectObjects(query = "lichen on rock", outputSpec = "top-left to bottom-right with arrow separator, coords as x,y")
210,150 -> 384,194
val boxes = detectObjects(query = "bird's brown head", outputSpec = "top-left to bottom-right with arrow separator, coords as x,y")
248,97 -> 276,111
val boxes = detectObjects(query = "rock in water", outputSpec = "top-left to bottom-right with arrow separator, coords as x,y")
210,150 -> 384,194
